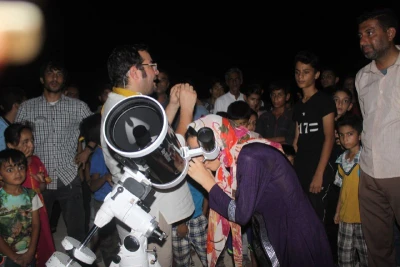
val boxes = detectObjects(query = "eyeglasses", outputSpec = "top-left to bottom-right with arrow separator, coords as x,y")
141,63 -> 158,71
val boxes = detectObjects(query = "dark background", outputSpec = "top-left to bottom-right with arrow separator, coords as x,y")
1,1 -> 399,111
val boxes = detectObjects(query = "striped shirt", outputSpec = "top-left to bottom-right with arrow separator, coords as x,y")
355,45 -> 400,178
15,94 -> 92,189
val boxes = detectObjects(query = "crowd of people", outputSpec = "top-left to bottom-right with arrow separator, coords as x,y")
0,7 -> 398,267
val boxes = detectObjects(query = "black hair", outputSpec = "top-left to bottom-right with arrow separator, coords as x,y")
227,101 -> 252,120
334,88 -> 353,103
79,113 -> 102,145
216,111 -> 229,118
268,80 -> 291,95
4,122 -> 33,147
97,82 -> 112,97
40,60 -> 68,81
357,8 -> 398,30
107,44 -> 149,88
208,77 -> 228,93
185,126 -> 198,141
243,83 -> 263,97
294,50 -> 320,72
0,87 -> 26,116
336,114 -> 363,134
0,149 -> 27,169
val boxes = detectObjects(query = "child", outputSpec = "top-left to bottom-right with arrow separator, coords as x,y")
80,113 -> 119,267
333,88 -> 353,121
0,149 -> 41,267
172,127 -> 209,267
5,123 -> 55,267
243,84 -> 262,116
292,50 -> 336,221
333,114 -> 367,267
255,80 -> 295,145
325,88 -> 355,264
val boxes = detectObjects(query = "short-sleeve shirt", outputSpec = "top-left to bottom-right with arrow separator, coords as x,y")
15,95 -> 93,189
255,108 -> 295,145
0,187 -> 42,254
293,91 -> 336,186
293,91 -> 336,155
90,146 -> 113,201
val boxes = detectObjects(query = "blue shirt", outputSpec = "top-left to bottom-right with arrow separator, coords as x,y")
90,147 -> 113,201
0,117 -> 9,151
187,178 -> 205,219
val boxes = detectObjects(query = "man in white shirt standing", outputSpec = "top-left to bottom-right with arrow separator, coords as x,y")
101,44 -> 197,267
355,8 -> 400,267
213,68 -> 245,114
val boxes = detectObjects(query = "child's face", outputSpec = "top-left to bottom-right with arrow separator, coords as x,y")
295,62 -> 319,89
245,93 -> 260,111
333,91 -> 353,118
0,160 -> 26,186
270,89 -> 288,109
210,82 -> 225,99
320,70 -> 337,89
338,125 -> 361,150
246,114 -> 257,132
14,129 -> 34,158
187,136 -> 221,172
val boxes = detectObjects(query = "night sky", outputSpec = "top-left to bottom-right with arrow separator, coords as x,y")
1,1 -> 399,110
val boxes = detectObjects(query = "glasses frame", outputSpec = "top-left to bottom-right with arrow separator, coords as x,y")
141,63 -> 158,71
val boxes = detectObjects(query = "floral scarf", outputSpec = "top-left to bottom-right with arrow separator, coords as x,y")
188,114 -> 282,267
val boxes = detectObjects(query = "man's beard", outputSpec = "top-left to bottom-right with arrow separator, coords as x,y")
44,83 -> 63,93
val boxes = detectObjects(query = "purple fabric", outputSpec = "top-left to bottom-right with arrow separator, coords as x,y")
208,142 -> 334,267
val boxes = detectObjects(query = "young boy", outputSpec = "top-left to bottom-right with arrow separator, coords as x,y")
255,80 -> 295,145
333,114 -> 368,267
243,84 -> 262,116
292,50 -> 336,221
0,149 -> 41,267
172,127 -> 209,267
80,113 -> 119,267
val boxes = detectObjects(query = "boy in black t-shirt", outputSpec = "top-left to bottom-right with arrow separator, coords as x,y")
292,51 -> 336,222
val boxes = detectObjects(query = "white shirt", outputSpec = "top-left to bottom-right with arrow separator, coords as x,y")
355,45 -> 400,178
100,92 -> 194,224
213,91 -> 245,114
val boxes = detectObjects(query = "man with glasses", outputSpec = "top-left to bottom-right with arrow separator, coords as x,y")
213,67 -> 245,114
101,44 -> 197,267
255,80 -> 296,145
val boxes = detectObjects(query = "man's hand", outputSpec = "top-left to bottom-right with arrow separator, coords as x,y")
178,83 -> 197,113
169,84 -> 181,108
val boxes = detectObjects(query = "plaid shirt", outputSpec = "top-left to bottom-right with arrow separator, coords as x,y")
16,94 -> 92,189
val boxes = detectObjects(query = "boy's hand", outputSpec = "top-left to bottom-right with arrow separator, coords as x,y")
15,250 -> 34,267
334,213 -> 340,224
176,223 -> 188,238
105,173 -> 114,186
309,173 -> 323,194
75,149 -> 91,169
